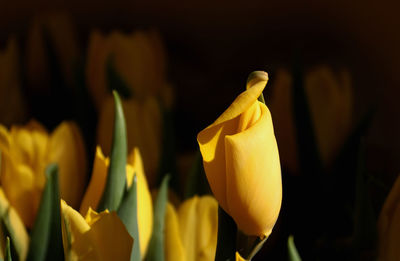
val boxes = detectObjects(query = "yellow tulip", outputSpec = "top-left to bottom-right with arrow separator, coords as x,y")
378,174 -> 400,261
269,67 -> 352,172
0,37 -> 27,126
80,146 -> 153,256
0,120 -> 87,228
61,200 -> 133,260
86,29 -> 167,110
26,12 -> 80,90
97,96 -> 162,187
164,195 -> 218,261
0,188 -> 29,261
197,72 -> 282,237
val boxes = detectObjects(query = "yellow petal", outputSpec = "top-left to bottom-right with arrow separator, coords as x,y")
62,200 -> 133,261
165,203 -> 185,261
0,125 -> 10,152
197,77 -> 267,211
235,252 -> 246,261
178,195 -> 218,261
1,153 -> 38,228
0,188 -> 29,261
84,211 -> 133,261
49,121 -> 87,209
225,102 -> 281,236
80,146 -> 109,215
127,147 -> 153,255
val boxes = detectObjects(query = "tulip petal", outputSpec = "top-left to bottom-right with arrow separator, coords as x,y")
164,203 -> 185,261
127,148 -> 153,256
0,188 -> 29,261
80,147 -> 109,215
178,195 -> 218,261
224,103 -> 281,236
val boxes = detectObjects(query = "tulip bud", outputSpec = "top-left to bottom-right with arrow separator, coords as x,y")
197,72 -> 282,237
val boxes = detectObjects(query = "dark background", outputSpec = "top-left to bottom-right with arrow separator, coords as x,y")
1,1 -> 399,259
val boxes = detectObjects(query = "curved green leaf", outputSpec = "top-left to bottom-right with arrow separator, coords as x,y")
146,175 -> 170,261
98,91 -> 128,212
27,163 -> 64,261
288,235 -> 301,261
117,174 -> 140,261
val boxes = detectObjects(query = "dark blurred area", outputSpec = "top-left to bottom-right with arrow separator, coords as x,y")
1,0 -> 400,260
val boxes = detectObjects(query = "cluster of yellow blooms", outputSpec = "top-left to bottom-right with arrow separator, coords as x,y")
0,11 -> 398,261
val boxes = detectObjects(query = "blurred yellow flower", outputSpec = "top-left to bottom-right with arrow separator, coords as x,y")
97,96 -> 162,187
197,72 -> 282,237
165,195 -> 218,261
0,188 -> 29,261
0,37 -> 27,126
0,120 -> 87,228
26,12 -> 80,90
86,29 -> 167,110
61,200 -> 133,261
378,174 -> 400,261
269,67 -> 352,172
80,146 -> 153,256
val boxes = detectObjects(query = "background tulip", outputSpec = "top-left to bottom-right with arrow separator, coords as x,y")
0,120 -> 87,228
80,146 -> 153,256
164,195 -> 218,261
26,12 -> 81,91
0,37 -> 27,126
197,73 -> 282,237
86,29 -> 167,110
97,96 -> 162,187
269,66 -> 353,172
378,174 -> 400,261
61,200 -> 133,260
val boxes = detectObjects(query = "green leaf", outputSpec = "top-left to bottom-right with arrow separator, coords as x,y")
184,151 -> 211,199
98,91 -> 128,212
5,237 -> 11,261
106,56 -> 132,98
27,163 -> 64,261
288,235 -> 302,261
146,175 -> 170,261
215,207 -> 236,261
117,174 -> 141,261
